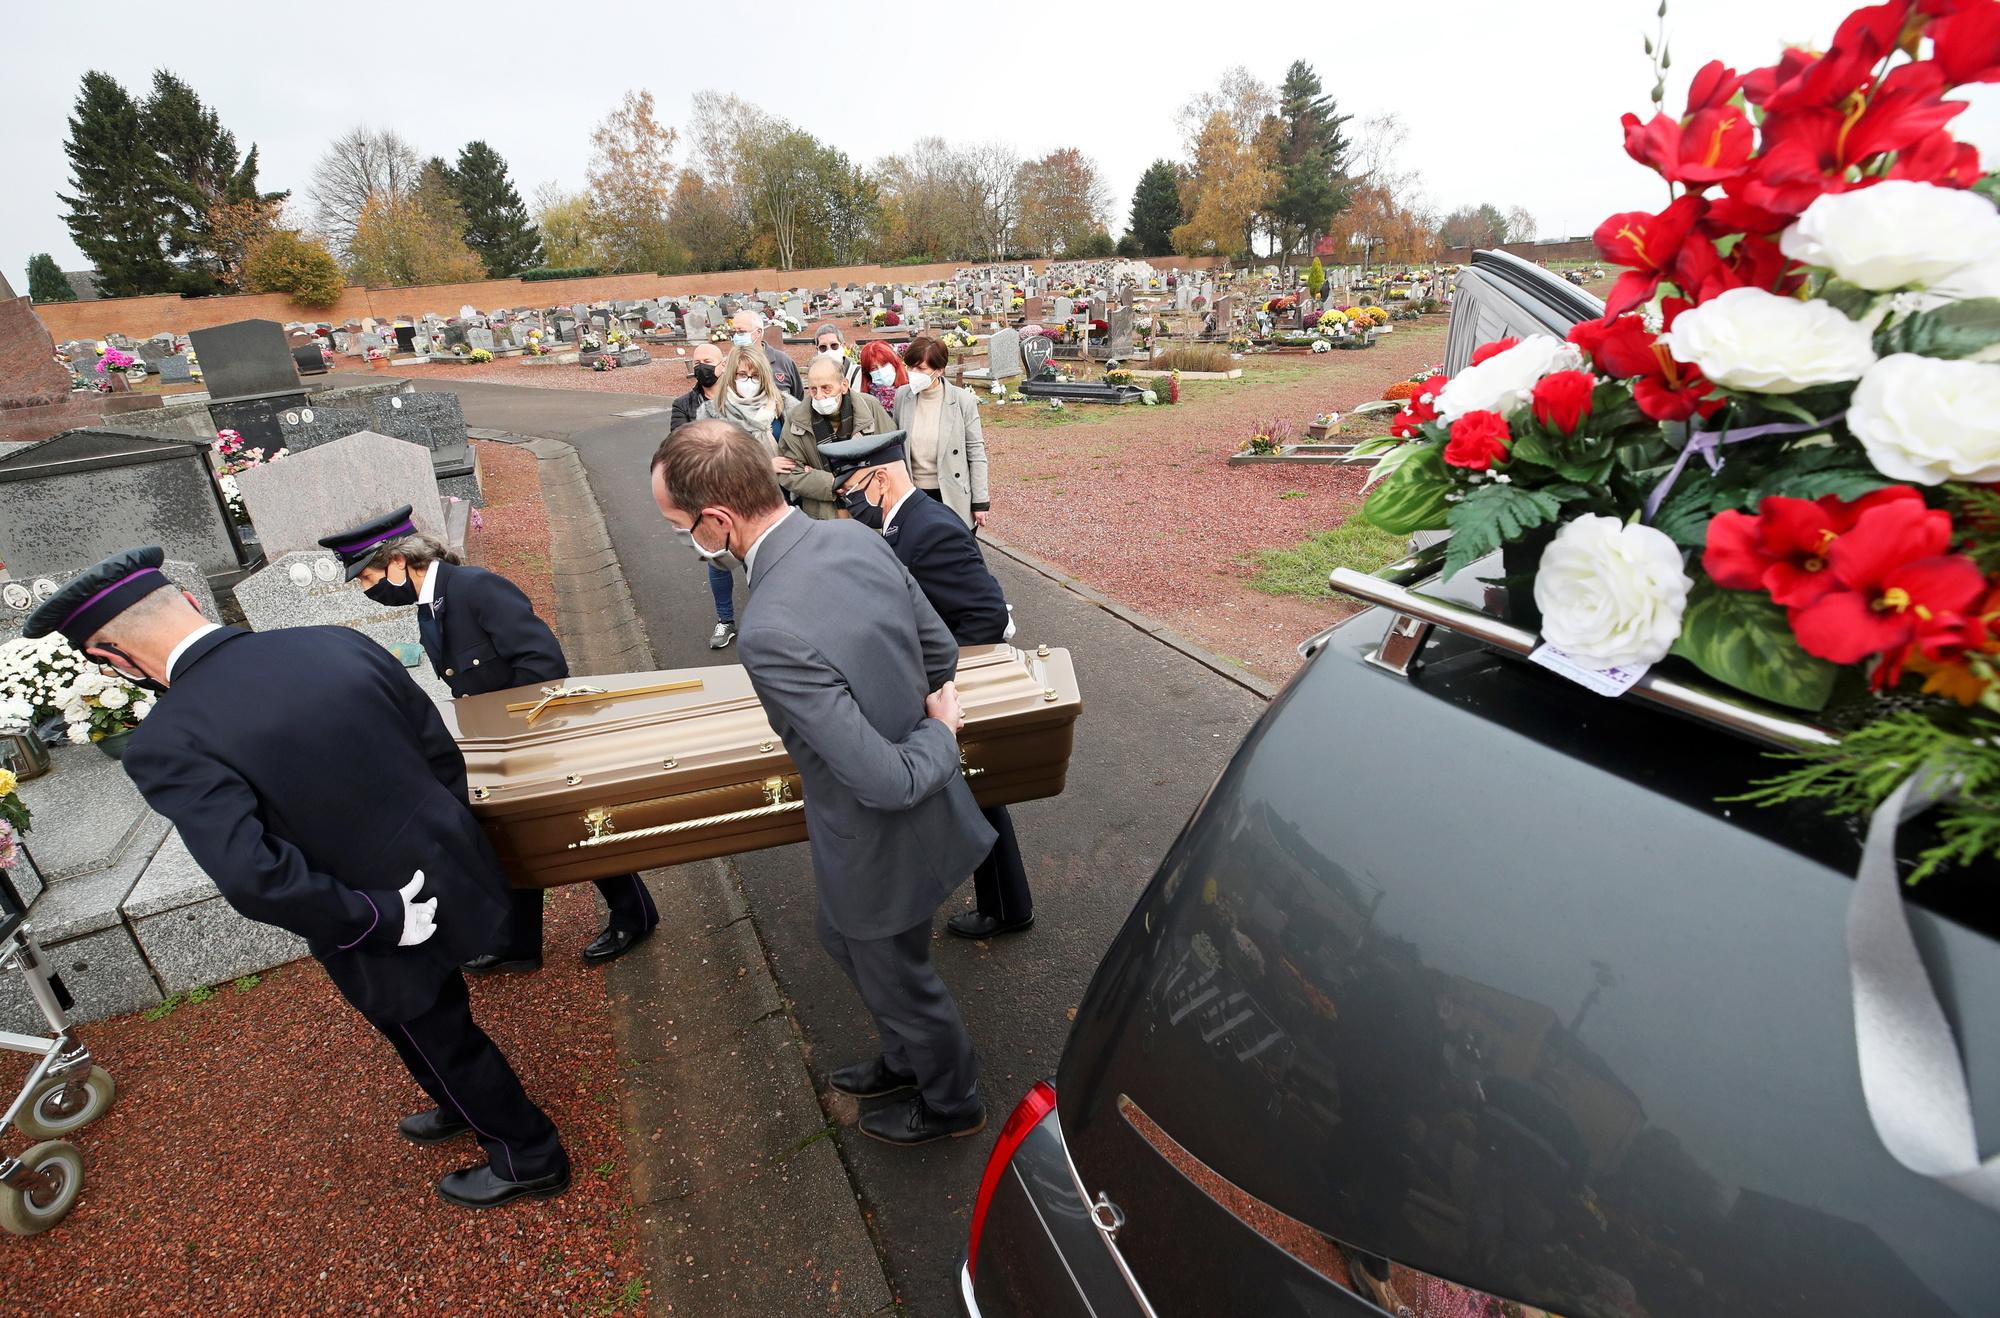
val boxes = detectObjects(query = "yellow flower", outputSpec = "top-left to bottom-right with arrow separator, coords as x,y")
0,768 -> 14,797
1908,655 -> 1995,707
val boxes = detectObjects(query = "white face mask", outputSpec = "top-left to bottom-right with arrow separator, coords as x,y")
734,377 -> 762,400
870,366 -> 896,387
732,331 -> 754,347
818,345 -> 843,358
907,371 -> 933,394
810,394 -> 843,416
686,513 -> 742,573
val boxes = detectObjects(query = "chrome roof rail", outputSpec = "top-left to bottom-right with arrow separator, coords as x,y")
1329,566 -> 1839,751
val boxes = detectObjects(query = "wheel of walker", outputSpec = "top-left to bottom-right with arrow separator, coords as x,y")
15,1066 -> 116,1140
0,1140 -> 84,1236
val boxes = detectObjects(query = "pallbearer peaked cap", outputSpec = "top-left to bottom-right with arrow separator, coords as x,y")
317,505 -> 417,580
816,429 -> 908,480
23,546 -> 171,645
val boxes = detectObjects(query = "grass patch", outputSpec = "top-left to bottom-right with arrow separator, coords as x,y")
232,974 -> 261,993
1279,490 -> 1308,500
1249,519 -> 1408,598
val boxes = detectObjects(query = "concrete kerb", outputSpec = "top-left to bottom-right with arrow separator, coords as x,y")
978,532 -> 1282,701
489,429 -> 899,1316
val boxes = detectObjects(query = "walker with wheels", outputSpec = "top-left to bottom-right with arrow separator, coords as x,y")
0,868 -> 113,1235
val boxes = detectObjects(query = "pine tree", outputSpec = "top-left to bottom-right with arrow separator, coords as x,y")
26,253 -> 76,302
445,141 -> 542,276
58,71 -> 176,297
1127,160 -> 1183,257
1267,61 -> 1352,271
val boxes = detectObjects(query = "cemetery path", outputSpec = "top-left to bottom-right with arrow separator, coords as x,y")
423,379 -> 1267,1316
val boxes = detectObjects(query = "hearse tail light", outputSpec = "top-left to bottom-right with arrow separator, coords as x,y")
966,1080 -> 1057,1279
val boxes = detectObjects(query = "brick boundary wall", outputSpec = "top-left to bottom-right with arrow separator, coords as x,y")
1438,238 -> 1601,265
33,255 -> 1231,341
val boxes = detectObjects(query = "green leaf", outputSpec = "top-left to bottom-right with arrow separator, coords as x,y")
1654,478 -> 1739,548
1767,465 -> 1894,502
1362,444 -> 1452,533
1508,432 -> 1617,485
1346,435 -> 1403,460
1754,395 -> 1824,426
1873,298 -> 2000,360
1441,484 -> 1563,580
1819,278 -> 1879,321
1972,173 -> 2000,209
1669,579 -> 1839,712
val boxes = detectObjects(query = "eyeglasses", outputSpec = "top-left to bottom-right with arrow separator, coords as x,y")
817,342 -> 840,351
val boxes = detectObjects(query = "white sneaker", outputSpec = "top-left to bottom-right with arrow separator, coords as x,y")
709,621 -> 737,650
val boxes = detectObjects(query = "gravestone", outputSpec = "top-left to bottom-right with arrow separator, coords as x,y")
292,342 -> 330,376
234,430 -> 444,559
158,354 -> 193,384
683,308 -> 708,340
0,557 -> 217,645
986,327 -> 1024,380
0,428 -> 254,587
467,327 -> 496,353
1021,296 -> 1044,322
1108,307 -> 1135,356
763,325 -> 787,352
231,549 -> 406,632
1021,335 -> 1055,380
186,320 -> 302,402
136,338 -> 176,370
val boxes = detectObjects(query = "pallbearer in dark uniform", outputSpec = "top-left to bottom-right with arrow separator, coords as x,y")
820,432 -> 1035,939
318,508 -> 659,969
24,548 -> 569,1207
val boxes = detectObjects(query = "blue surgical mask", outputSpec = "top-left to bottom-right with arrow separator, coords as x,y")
870,366 -> 896,388
732,332 -> 754,347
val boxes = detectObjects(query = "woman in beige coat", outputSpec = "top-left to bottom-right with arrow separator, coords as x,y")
890,336 -> 990,530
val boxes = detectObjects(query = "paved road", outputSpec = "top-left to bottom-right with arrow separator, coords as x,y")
436,380 -> 1266,1315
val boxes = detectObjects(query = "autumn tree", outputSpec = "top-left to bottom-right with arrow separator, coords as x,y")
1126,160 -> 1183,257
346,163 -> 485,287
1504,206 -> 1539,243
204,198 -> 283,287
1014,148 -> 1111,257
242,230 -> 345,308
1323,113 -> 1436,263
309,128 -> 420,257
875,137 -> 977,261
962,143 -> 1022,261
586,90 -> 680,273
1172,111 -> 1275,260
532,184 -> 602,269
666,172 -> 748,271
1436,203 -> 1512,250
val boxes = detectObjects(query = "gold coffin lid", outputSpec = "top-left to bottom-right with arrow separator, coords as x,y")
452,644 -> 1078,810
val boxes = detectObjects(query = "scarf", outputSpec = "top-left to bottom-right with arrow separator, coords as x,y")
701,393 -> 776,448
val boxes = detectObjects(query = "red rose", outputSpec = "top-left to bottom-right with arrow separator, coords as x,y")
1469,337 -> 1518,367
1530,370 -> 1596,433
1443,410 -> 1512,471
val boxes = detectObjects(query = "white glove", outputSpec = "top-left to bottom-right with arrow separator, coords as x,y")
397,871 -> 438,947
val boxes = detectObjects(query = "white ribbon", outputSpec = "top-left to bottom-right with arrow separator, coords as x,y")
1848,770 -> 2000,1211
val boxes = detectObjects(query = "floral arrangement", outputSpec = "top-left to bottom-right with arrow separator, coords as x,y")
214,429 -> 287,525
1358,0 -> 2000,879
1319,309 -> 1351,330
639,319 -> 657,331
0,634 -> 152,745
1312,339 -> 1333,353
1163,370 -> 1181,405
469,348 -> 494,363
942,328 -> 979,349
1048,399 -> 1066,412
1315,411 -> 1342,429
1011,296 -> 1025,309
958,316 -> 974,331
96,347 -> 135,374
592,356 -> 619,372
1246,419 -> 1294,456
525,332 -> 549,357
1227,333 -> 1253,353
0,760 -> 28,871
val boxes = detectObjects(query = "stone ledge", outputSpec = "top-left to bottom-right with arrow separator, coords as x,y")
132,894 -> 307,994
25,814 -> 170,943
0,924 -> 161,1031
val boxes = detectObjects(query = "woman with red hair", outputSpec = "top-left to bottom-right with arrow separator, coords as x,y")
859,340 -> 906,411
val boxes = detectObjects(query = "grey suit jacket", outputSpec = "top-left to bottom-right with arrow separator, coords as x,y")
739,511 -> 996,938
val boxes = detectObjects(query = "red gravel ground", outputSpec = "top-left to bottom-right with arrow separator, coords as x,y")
0,447 -> 646,1317
984,320 -> 1450,683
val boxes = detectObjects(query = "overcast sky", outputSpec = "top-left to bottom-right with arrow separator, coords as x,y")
9,0 -> 1998,283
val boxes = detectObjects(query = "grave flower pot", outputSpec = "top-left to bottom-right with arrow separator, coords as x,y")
94,729 -> 136,762
1497,522 -> 1558,633
1,729 -> 52,782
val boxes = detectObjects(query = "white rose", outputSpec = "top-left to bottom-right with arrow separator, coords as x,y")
1534,516 -> 1693,670
1848,353 -> 2000,484
133,699 -> 153,720
1435,335 -> 1587,421
1662,287 -> 1877,393
67,724 -> 91,746
99,687 -> 129,710
1780,181 -> 2000,291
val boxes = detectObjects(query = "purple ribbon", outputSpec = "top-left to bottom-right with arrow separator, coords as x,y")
1641,412 -> 1847,524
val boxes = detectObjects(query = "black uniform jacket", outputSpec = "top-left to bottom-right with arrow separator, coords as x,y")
884,492 -> 1009,646
122,626 -> 512,1022
423,561 -> 567,699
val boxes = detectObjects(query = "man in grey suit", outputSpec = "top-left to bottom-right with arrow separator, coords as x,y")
649,420 -> 994,1145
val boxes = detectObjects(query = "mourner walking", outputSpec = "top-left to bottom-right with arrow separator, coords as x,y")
650,420 -> 992,1145
823,431 -> 1035,939
25,547 -> 569,1208
318,507 -> 659,969
774,353 -> 896,520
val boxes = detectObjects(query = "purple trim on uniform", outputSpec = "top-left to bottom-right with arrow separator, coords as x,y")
396,1024 -> 520,1182
336,891 -> 381,950
59,568 -> 162,631
333,519 -> 416,555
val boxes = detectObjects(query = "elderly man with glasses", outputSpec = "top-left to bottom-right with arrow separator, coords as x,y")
812,323 -> 862,390
774,352 -> 897,521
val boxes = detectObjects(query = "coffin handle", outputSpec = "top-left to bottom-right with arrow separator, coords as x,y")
567,768 -> 984,851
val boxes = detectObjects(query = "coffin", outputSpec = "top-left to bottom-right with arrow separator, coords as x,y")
451,644 -> 1081,887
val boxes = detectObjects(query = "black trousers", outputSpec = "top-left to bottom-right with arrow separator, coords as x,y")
972,805 -> 1031,923
371,970 -> 565,1181
816,906 -> 979,1118
500,872 -> 657,956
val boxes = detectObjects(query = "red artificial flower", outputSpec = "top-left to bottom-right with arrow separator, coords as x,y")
1443,410 -> 1512,470
1469,338 -> 1518,367
1389,407 -> 1423,438
1787,497 -> 1988,683
1739,63 -> 1966,215
1704,487 -> 1925,607
1888,129 -> 1984,185
1929,2 -> 2000,84
1395,371 -> 1449,431
1595,194 -> 1709,315
1530,369 -> 1596,433
1673,231 -> 1794,302
1743,2 -> 1912,113
1567,313 -> 1722,422
1621,64 -> 1755,186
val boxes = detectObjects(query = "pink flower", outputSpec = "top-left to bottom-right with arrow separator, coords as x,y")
0,820 -> 15,872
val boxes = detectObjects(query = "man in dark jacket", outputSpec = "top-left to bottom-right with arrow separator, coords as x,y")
319,508 -> 659,968
25,547 -> 569,1208
822,432 -> 1034,940
670,342 -> 724,433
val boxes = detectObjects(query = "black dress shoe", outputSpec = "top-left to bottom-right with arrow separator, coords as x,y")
859,1095 -> 987,1146
463,952 -> 543,975
829,1055 -> 918,1099
398,1107 -> 471,1145
580,924 -> 655,966
946,910 -> 1035,940
437,1155 -> 572,1208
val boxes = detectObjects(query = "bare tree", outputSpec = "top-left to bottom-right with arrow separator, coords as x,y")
1176,67 -> 1276,157
962,142 -> 1022,261
1505,205 -> 1539,243
585,90 -> 680,272
309,127 -> 420,257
